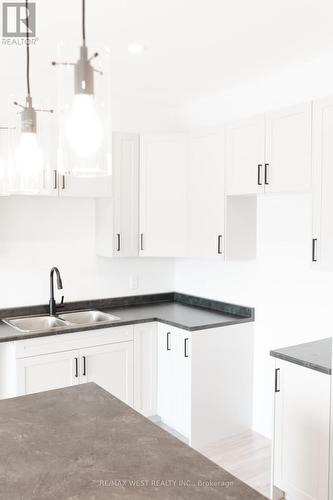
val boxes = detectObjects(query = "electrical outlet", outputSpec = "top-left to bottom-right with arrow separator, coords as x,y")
129,276 -> 139,290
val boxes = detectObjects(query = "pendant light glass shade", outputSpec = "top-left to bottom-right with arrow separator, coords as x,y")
8,95 -> 53,194
55,43 -> 112,178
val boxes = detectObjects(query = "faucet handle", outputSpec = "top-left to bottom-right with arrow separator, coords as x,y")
59,296 -> 65,308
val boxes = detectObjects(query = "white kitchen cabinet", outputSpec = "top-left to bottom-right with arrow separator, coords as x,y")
17,350 -> 79,396
133,322 -> 158,417
188,132 -> 225,257
157,324 -> 190,437
139,134 -> 188,257
272,359 -> 330,500
265,103 -> 312,194
11,326 -> 134,406
9,168 -> 111,198
157,322 -> 254,448
58,173 -> 112,198
96,132 -> 139,257
80,341 -> 134,406
226,103 -> 312,195
17,341 -> 134,404
226,115 -> 266,195
311,96 -> 333,269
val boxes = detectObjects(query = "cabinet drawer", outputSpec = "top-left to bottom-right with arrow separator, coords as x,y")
15,326 -> 134,359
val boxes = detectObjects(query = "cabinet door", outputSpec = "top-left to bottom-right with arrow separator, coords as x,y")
157,325 -> 190,438
312,96 -> 333,269
80,342 -> 134,406
265,103 -> 312,193
17,350 -> 79,396
140,134 -> 188,256
59,173 -> 112,198
133,323 -> 157,417
112,132 -> 139,257
173,330 -> 191,438
95,133 -> 139,258
273,360 -> 330,500
188,132 -> 225,257
226,116 -> 265,195
157,325 -> 179,428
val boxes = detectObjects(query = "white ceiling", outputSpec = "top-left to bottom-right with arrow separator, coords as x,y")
1,0 -> 333,130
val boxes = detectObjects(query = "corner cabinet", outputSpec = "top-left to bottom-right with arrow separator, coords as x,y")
96,132 -> 140,258
226,103 -> 312,195
157,322 -> 254,449
272,359 -> 331,500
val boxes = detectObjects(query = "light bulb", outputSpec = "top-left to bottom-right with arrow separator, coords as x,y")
15,132 -> 43,189
65,94 -> 104,158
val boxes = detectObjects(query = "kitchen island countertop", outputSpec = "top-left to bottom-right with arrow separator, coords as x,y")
0,383 -> 265,500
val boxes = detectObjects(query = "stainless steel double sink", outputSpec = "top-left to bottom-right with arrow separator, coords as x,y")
3,310 -> 121,333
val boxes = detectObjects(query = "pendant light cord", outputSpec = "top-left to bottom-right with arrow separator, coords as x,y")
26,0 -> 31,97
82,0 -> 86,46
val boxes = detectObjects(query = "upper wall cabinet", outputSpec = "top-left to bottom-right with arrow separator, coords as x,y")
9,167 -> 112,198
187,132 -> 225,257
96,133 -> 139,258
312,96 -> 333,269
226,115 -> 266,195
57,173 -> 112,198
226,103 -> 312,195
139,134 -> 188,257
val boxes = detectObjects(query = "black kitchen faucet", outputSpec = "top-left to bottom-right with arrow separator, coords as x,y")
49,267 -> 64,316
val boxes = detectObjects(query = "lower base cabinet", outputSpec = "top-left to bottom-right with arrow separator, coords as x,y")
272,360 -> 331,500
80,342 -> 134,406
157,322 -> 254,449
17,350 -> 79,395
1,320 -> 254,452
17,341 -> 134,406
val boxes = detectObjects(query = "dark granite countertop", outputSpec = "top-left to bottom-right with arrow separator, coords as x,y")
0,383 -> 265,499
0,292 -> 254,343
270,337 -> 331,375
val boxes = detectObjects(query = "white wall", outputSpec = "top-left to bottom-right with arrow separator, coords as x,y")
175,194 -> 333,438
0,196 -> 174,307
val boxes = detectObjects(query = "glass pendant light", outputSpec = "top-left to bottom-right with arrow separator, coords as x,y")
52,0 -> 111,177
9,0 -> 53,194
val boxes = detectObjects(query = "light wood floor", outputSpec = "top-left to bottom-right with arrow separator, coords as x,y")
154,420 -> 272,498
199,431 -> 271,498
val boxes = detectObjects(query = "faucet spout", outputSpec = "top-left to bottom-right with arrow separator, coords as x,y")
49,267 -> 64,316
